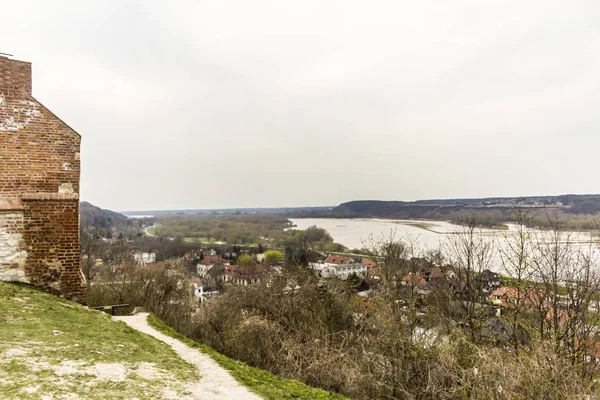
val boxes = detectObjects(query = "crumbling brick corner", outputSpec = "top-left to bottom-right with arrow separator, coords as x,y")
0,56 -> 86,303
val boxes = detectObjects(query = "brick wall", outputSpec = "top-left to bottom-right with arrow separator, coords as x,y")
0,56 -> 32,95
0,56 -> 85,303
22,199 -> 85,302
0,94 -> 80,196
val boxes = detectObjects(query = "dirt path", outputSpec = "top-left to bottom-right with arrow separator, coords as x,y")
114,313 -> 262,400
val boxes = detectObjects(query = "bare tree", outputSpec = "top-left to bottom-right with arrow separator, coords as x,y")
499,209 -> 535,352
529,210 -> 600,379
566,241 -> 600,378
532,211 -> 574,345
365,229 -> 407,301
445,216 -> 495,342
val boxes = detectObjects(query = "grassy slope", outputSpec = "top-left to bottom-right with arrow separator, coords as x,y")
0,282 -> 198,399
147,314 -> 350,400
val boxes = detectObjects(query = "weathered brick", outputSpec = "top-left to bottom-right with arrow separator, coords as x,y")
0,56 -> 85,303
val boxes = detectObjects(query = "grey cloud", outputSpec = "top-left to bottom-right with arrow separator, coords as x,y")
2,0 -> 599,210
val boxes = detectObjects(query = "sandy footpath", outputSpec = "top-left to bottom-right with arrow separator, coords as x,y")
114,313 -> 261,400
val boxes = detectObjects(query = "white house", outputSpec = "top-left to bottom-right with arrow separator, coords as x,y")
134,251 -> 156,265
192,282 -> 219,302
323,255 -> 355,266
311,263 -> 367,280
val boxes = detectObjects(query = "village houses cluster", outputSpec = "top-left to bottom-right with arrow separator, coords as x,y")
125,243 -> 600,365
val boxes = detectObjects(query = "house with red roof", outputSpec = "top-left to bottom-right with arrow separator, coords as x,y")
361,258 -> 377,268
325,255 -> 355,265
401,273 -> 428,287
222,264 -> 269,286
488,286 -> 544,308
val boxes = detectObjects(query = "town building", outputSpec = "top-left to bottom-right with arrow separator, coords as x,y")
312,262 -> 368,280
488,285 -> 545,308
324,255 -> 355,265
480,269 -> 501,292
400,273 -> 430,294
133,251 -> 156,265
222,264 -> 268,285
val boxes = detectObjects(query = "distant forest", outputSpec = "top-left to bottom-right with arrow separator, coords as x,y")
289,194 -> 600,230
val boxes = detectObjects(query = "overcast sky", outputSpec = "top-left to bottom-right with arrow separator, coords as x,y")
2,1 -> 599,211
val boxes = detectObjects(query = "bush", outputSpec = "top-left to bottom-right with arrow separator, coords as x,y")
89,262 -> 599,399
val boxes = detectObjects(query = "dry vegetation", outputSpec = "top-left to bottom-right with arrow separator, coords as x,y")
87,213 -> 600,399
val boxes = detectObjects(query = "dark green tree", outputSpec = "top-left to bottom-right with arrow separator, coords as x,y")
346,272 -> 362,291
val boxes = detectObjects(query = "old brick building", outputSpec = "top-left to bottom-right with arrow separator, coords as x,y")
0,56 -> 85,302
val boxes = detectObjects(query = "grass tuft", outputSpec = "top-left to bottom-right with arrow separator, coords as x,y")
0,282 -> 198,399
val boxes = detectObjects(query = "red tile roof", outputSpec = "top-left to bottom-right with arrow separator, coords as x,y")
489,286 -> 545,308
402,273 -> 427,287
199,255 -> 227,265
490,286 -> 515,298
325,255 -> 353,265
422,267 -> 444,280
362,258 -> 377,268
576,338 -> 600,359
224,264 -> 269,278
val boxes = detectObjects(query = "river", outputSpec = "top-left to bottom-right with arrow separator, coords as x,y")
289,218 -> 598,271
289,218 -> 509,250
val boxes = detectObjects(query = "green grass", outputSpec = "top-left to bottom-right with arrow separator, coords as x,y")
0,282 -> 198,399
147,314 -> 351,400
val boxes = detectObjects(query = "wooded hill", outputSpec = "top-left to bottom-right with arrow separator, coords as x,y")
80,201 -> 154,239
294,195 -> 600,229
80,201 -> 130,231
